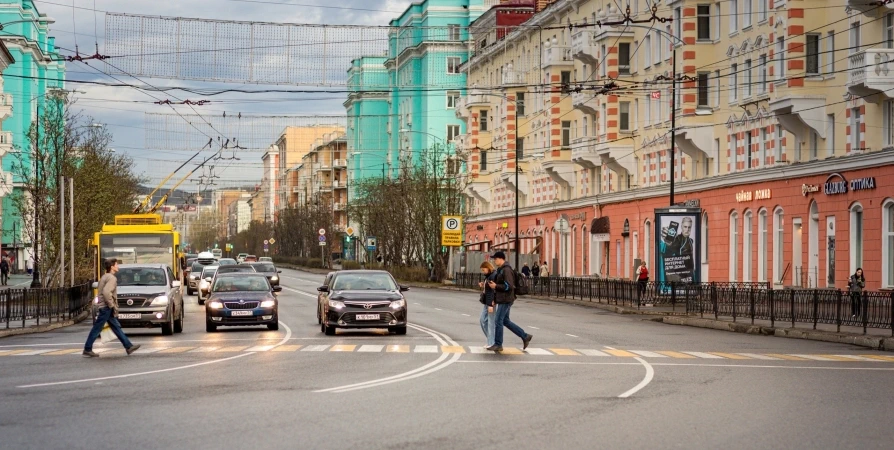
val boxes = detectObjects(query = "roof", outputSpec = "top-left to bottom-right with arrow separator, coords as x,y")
118,263 -> 169,269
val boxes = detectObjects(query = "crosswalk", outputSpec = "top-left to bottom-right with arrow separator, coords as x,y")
1,345 -> 893,362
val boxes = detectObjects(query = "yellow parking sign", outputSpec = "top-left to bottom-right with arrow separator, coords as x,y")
441,215 -> 463,247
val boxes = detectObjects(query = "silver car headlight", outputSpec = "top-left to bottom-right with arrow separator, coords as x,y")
260,300 -> 276,308
150,295 -> 169,306
270,275 -> 279,281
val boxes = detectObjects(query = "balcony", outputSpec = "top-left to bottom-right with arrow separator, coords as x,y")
847,0 -> 892,15
456,88 -> 491,119
333,180 -> 347,189
571,29 -> 598,66
571,90 -> 598,115
0,93 -> 11,120
502,69 -> 527,86
334,202 -> 346,211
333,159 -> 347,168
541,45 -> 573,69
847,48 -> 894,101
0,131 -> 12,157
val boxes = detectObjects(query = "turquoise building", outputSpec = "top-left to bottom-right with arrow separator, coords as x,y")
346,0 -> 490,184
0,0 -> 65,266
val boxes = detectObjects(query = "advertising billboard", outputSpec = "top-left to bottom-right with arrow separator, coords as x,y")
654,208 -> 702,284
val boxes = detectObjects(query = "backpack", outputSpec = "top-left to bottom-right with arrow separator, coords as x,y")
512,267 -> 529,296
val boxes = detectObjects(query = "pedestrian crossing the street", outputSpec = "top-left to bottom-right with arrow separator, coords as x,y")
1,345 -> 892,362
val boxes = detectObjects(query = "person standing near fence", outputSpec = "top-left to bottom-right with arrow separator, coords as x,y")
478,261 -> 497,349
540,262 -> 549,278
635,262 -> 649,300
83,258 -> 141,358
848,268 -> 865,319
531,262 -> 540,286
0,256 -> 9,286
487,252 -> 533,352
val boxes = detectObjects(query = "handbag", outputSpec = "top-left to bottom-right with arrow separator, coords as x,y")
100,323 -> 116,343
479,292 -> 486,304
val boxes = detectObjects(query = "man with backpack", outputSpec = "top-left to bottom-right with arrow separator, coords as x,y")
0,256 -> 8,285
486,251 -> 533,352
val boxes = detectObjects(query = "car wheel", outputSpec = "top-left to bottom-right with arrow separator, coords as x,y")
391,326 -> 407,335
198,296 -> 205,306
161,311 -> 174,336
206,321 -> 217,332
174,306 -> 184,333
324,324 -> 336,336
267,319 -> 279,331
187,288 -> 194,295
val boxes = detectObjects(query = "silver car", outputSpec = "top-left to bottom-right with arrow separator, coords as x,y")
108,264 -> 185,336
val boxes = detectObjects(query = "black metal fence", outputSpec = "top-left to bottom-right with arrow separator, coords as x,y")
1,283 -> 94,329
455,273 -> 893,335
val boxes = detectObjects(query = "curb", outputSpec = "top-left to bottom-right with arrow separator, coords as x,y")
0,311 -> 89,339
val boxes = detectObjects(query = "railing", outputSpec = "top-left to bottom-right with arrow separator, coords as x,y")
848,48 -> 894,89
1,283 -> 94,329
333,159 -> 347,167
849,51 -> 868,87
454,273 -> 893,335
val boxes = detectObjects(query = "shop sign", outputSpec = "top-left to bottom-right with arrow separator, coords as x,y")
735,189 -> 771,203
569,212 -> 587,221
801,184 -> 820,196
824,173 -> 848,195
849,177 -> 875,192
593,233 -> 610,242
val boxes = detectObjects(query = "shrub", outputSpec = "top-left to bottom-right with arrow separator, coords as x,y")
342,260 -> 362,270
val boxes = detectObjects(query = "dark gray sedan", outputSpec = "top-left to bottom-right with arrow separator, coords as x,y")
205,273 -> 282,332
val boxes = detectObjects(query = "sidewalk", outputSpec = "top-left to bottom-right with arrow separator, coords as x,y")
0,274 -> 35,290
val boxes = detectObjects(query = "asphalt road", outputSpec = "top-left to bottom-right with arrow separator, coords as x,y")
1,267 -> 892,450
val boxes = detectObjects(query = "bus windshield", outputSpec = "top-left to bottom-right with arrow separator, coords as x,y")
100,234 -> 174,266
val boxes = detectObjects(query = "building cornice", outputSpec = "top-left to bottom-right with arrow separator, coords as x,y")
466,148 -> 894,222
384,41 -> 471,69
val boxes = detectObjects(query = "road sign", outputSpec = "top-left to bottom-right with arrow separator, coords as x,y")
441,215 -> 463,247
346,226 -> 354,236
319,241 -> 326,246
366,236 -> 377,251
269,238 -> 276,244
319,235 -> 326,242
318,228 -> 326,236
555,217 -> 570,234
264,240 -> 269,245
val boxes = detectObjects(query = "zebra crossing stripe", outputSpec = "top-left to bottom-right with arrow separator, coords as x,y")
468,346 -> 490,354
14,349 -> 55,356
683,352 -> 724,359
158,347 -> 193,354
441,346 -> 465,354
576,349 -> 610,357
385,345 -> 410,353
736,353 -> 781,360
357,345 -> 384,352
189,347 -> 220,353
271,345 -> 303,352
330,345 -> 356,352
829,355 -> 877,362
550,348 -> 580,356
709,353 -> 751,360
42,349 -> 82,356
245,345 -> 275,352
301,345 -> 330,352
790,354 -> 836,361
765,354 -> 811,361
604,349 -> 637,357
414,345 -> 438,353
134,347 -> 168,354
218,346 -> 250,352
858,355 -> 894,362
630,350 -> 667,358
523,348 -> 553,356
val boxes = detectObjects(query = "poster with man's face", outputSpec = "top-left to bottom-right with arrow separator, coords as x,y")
656,213 -> 700,284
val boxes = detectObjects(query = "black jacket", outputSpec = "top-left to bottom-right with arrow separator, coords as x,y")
493,263 -> 516,304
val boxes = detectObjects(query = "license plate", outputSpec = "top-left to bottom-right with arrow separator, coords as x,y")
355,314 -> 380,321
118,313 -> 141,319
231,311 -> 253,316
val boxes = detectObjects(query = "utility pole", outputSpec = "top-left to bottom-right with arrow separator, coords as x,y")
59,176 -> 65,287
70,177 -> 74,286
514,94 -> 521,270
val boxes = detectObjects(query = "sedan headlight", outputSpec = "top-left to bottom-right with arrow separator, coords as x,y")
390,299 -> 406,309
150,295 -> 169,306
208,301 -> 224,309
260,300 -> 276,308
328,300 -> 345,310
270,275 -> 279,281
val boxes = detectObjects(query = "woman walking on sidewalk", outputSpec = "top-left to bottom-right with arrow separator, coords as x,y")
848,268 -> 865,319
478,261 -> 497,349
83,258 -> 141,357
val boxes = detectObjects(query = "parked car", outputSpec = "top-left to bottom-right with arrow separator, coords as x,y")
105,264 -> 185,336
244,255 -> 258,263
205,273 -> 282,332
197,265 -> 220,305
237,253 -> 249,263
249,262 -> 281,287
259,257 -> 273,263
317,270 -> 409,335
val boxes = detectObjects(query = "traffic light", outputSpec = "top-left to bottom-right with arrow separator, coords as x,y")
345,235 -> 352,243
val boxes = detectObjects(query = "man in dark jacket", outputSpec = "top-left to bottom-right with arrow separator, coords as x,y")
0,256 -> 9,285
486,252 -> 533,352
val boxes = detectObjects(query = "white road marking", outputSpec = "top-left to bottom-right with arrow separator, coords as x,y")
456,361 -> 894,371
135,347 -> 169,354
618,357 -> 655,398
13,349 -> 55,356
414,303 -> 421,306
435,308 -> 442,311
468,346 -> 490,354
529,326 -> 540,330
461,314 -> 471,317
245,345 -> 275,352
301,345 -> 330,352
281,286 -> 317,298
630,350 -> 667,358
683,352 -> 724,359
524,348 -> 553,356
414,345 -> 439,353
188,347 -> 220,353
565,334 -> 579,338
576,349 -> 610,357
357,345 -> 384,353
791,354 -> 835,361
832,355 -> 878,362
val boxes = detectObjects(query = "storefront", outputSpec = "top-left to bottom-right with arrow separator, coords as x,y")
465,159 -> 894,290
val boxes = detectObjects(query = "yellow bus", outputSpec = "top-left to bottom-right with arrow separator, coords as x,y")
90,214 -> 183,282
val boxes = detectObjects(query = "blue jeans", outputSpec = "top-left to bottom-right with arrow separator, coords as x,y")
479,304 -> 496,347
84,307 -> 134,352
494,303 -> 527,347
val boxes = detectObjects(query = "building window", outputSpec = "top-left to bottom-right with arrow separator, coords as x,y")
827,113 -> 836,157
619,102 -> 630,131
810,131 -> 819,160
775,126 -> 783,162
730,211 -> 739,281
730,0 -> 738,33
743,211 -> 753,282
480,150 -> 487,172
887,13 -> 894,48
644,34 -> 652,68
851,107 -> 862,151
758,209 -> 768,282
446,125 -> 460,142
883,200 -> 894,288
618,43 -> 631,75
773,208 -> 784,285
760,128 -> 767,166
776,37 -> 785,79
744,59 -> 752,97
806,34 -> 820,75
730,63 -> 738,102
885,100 -> 894,147
697,5 -> 711,41
447,57 -> 461,74
743,0 -> 752,28
702,212 -> 709,263
653,31 -> 662,65
730,132 -> 738,172
713,69 -> 721,106
561,120 -> 571,147
480,110 -> 488,132
745,131 -> 752,168
516,137 -> 524,159
674,7 -> 682,41
697,72 -> 710,107
851,203 -> 864,274
601,103 -> 608,131
645,92 -> 652,124
600,44 -> 607,77
446,91 -> 460,109
826,31 -> 835,75
850,21 -> 861,55
758,0 -> 768,22
448,24 -> 460,41
759,54 -> 767,93
517,92 -> 526,116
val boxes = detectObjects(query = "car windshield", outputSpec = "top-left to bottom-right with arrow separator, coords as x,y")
117,268 -> 167,286
220,267 -> 255,273
259,257 -> 272,262
253,264 -> 276,273
191,262 -> 211,272
332,273 -> 397,291
201,267 -> 219,278
212,276 -> 270,292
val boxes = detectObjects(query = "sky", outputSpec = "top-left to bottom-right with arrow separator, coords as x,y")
36,0 -> 416,191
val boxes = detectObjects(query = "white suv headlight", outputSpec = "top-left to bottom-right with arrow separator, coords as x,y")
150,295 -> 169,306
390,299 -> 406,309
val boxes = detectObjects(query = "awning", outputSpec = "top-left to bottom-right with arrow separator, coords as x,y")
590,216 -> 610,234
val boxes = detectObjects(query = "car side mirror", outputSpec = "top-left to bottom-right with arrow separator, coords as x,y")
317,286 -> 329,293
400,285 -> 410,292
172,281 -> 182,288
273,285 -> 283,292
277,270 -> 282,273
